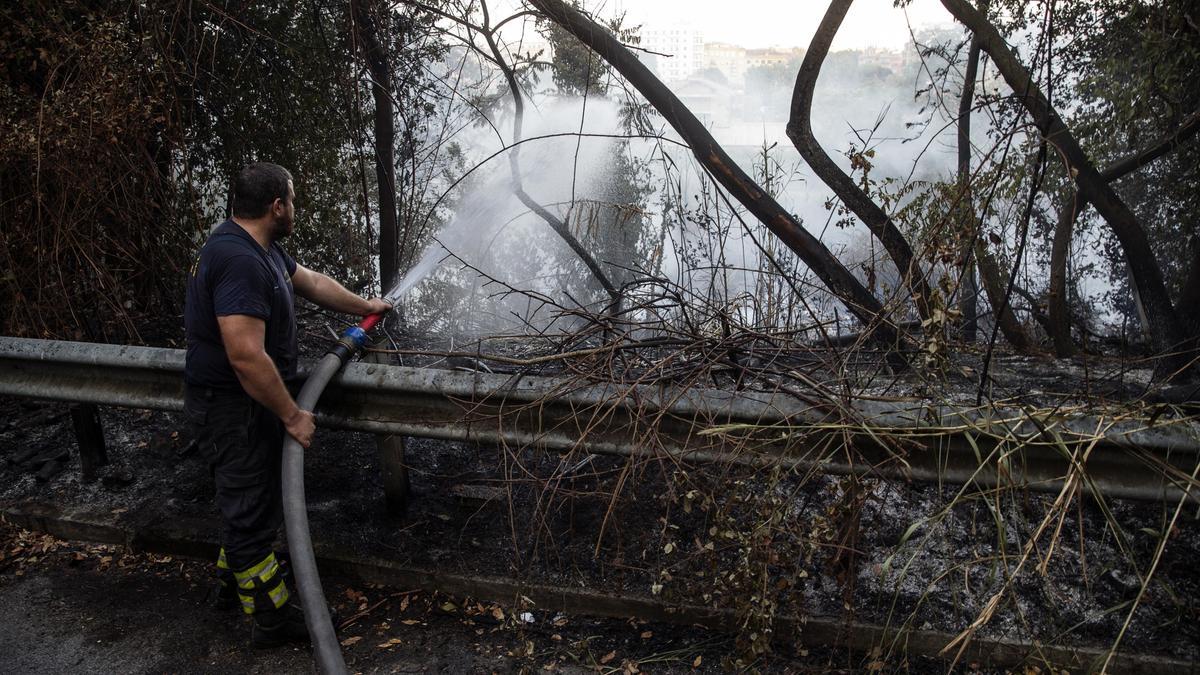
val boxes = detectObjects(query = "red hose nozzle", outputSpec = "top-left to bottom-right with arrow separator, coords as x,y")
358,312 -> 384,332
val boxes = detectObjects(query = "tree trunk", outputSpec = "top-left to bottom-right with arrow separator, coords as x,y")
1178,236 -> 1200,340
787,0 -> 932,322
975,239 -> 1031,351
527,0 -> 904,351
940,0 -> 1191,373
352,0 -> 400,291
956,13 -> 984,342
1046,110 -> 1200,357
1047,193 -> 1080,356
1009,281 -> 1053,337
955,0 -> 1026,349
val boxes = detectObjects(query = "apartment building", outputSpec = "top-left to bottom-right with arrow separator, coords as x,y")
745,47 -> 803,70
639,26 -> 704,84
701,42 -> 747,85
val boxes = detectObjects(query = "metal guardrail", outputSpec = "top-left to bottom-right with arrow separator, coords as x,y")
1,336 -> 1198,501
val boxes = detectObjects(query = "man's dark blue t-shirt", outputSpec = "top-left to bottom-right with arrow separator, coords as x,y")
184,219 -> 298,389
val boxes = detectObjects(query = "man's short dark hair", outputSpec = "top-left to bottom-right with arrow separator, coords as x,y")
231,163 -> 293,219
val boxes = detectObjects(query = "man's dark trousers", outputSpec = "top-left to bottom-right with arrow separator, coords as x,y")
184,385 -> 285,574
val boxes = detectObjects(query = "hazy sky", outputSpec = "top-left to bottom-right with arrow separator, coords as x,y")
597,0 -> 957,50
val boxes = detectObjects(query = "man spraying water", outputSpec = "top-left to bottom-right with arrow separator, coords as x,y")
183,162 -> 390,647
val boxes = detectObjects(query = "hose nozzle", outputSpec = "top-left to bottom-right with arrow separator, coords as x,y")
328,310 -> 389,363
358,312 -> 385,332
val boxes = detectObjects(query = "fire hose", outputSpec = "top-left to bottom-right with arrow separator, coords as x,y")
282,310 -> 386,674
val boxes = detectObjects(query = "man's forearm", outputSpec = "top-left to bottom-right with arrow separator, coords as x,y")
300,272 -> 374,315
229,350 -> 301,423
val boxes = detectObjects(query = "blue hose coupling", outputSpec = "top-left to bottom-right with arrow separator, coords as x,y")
342,326 -> 368,349
328,325 -> 369,363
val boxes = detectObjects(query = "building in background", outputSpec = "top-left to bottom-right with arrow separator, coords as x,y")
674,74 -> 737,128
700,42 -> 746,86
745,47 -> 804,71
858,46 -> 908,75
639,26 -> 704,84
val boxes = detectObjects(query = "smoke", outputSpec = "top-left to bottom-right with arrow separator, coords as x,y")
642,43 -> 961,310
392,96 -> 627,332
401,39 -> 968,334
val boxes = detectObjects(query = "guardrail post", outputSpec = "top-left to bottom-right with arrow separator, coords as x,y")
364,349 -> 409,514
70,403 -> 107,482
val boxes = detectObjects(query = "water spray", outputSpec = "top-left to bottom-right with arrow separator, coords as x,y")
277,104 -> 604,672
281,301 -> 397,675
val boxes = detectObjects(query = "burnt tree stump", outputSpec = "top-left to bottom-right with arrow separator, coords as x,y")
70,404 -> 107,483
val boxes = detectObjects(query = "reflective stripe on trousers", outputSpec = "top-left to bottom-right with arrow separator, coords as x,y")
233,551 -> 290,614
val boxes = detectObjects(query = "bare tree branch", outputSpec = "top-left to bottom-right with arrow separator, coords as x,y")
940,0 -> 1192,376
525,0 -> 908,353
786,0 -> 932,322
478,0 -> 620,304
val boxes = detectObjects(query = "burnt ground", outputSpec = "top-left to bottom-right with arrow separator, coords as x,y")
0,400 -> 942,675
1,382 -> 1198,674
0,519 -> 821,674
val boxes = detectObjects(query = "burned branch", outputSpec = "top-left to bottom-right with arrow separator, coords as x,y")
787,0 -> 934,323
525,0 -> 908,353
939,0 -> 1194,377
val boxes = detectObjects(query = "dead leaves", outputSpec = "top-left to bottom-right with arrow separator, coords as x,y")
593,649 -> 641,673
1,525 -> 134,577
510,640 -> 536,658
344,587 -> 368,612
0,525 -> 713,674
376,637 -> 403,649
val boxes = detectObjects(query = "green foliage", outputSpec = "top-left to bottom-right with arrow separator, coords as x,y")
982,0 -> 1200,329
1058,1 -> 1200,319
537,3 -> 641,98
162,1 -> 369,285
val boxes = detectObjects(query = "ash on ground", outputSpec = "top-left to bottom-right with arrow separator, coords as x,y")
1,369 -> 1196,671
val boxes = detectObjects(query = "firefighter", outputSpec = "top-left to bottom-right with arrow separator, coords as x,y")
183,162 -> 390,647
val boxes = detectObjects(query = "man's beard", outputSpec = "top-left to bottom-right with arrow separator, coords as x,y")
269,214 -> 294,241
